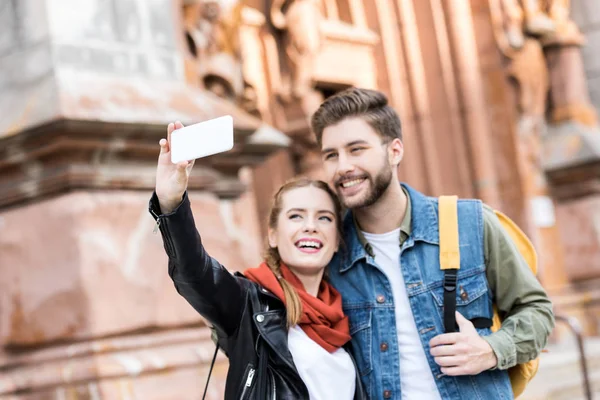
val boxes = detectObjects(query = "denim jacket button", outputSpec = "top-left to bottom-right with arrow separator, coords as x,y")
376,295 -> 385,303
383,390 -> 392,398
380,342 -> 388,352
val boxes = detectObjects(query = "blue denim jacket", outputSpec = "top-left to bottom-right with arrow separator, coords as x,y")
329,184 -> 513,399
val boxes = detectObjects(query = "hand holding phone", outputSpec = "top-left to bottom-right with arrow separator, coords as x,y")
170,115 -> 234,163
155,116 -> 234,213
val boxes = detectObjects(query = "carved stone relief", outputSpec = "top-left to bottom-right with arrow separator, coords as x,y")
489,0 -> 600,290
507,38 -> 549,190
181,0 -> 262,116
270,0 -> 324,102
494,0 -> 583,51
489,0 -> 592,158
182,0 -> 243,99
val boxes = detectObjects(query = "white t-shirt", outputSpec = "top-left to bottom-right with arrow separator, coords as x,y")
362,228 -> 442,400
287,325 -> 356,400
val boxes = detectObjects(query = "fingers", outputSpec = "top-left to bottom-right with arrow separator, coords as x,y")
167,121 -> 184,148
434,355 -> 466,367
177,160 -> 194,172
456,312 -> 474,332
159,138 -> 169,154
176,161 -> 189,171
440,366 -> 468,376
429,333 -> 460,348
175,162 -> 188,183
185,159 -> 195,174
167,122 -> 175,145
430,344 -> 458,358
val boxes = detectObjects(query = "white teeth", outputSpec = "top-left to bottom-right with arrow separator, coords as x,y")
341,179 -> 363,188
297,240 -> 321,249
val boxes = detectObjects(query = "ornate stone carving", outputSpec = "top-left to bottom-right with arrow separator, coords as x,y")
270,0 -> 324,101
538,0 -> 584,47
182,0 -> 263,118
507,39 -> 550,195
492,0 -> 583,51
182,0 -> 244,100
491,0 -> 551,147
489,0 -> 593,132
490,0 -> 600,297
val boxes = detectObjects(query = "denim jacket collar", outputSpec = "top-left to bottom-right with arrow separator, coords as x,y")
403,183 -> 440,245
339,183 -> 440,273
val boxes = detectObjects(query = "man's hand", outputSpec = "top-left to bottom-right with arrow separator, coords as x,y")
429,312 -> 498,376
155,121 -> 195,214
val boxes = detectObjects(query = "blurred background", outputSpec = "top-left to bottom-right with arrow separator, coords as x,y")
1,0 -> 600,398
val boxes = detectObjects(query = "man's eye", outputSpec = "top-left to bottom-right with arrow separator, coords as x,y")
351,147 -> 364,153
324,153 -> 338,160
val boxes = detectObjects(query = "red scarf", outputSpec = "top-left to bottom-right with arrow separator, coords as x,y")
244,262 -> 351,353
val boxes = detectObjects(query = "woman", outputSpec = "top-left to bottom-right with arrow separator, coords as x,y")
150,121 -> 366,400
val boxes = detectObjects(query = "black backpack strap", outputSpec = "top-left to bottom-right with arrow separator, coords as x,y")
470,317 -> 493,329
201,274 -> 250,399
202,342 -> 220,400
439,196 -> 496,333
439,195 -> 461,334
443,273 -> 494,332
443,269 -> 459,333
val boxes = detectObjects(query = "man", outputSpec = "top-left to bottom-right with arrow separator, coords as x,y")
311,88 -> 554,399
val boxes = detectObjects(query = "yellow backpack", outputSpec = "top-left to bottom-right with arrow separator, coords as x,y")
438,195 -> 539,398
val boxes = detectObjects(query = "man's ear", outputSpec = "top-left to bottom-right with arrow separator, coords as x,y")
388,138 -> 404,167
267,227 -> 277,249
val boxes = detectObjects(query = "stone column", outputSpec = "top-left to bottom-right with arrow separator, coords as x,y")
541,1 -> 600,334
0,0 -> 288,397
442,0 -> 502,207
542,16 -> 600,334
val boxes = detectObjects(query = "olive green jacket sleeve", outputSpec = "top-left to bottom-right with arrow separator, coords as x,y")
480,205 -> 555,370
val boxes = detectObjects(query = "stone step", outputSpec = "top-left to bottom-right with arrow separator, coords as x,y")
520,336 -> 600,400
521,368 -> 600,400
547,369 -> 600,400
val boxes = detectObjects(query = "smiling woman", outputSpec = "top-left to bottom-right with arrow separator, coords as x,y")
150,121 -> 366,400
263,180 -> 342,292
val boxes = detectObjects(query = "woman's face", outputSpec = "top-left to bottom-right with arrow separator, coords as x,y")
268,186 -> 339,276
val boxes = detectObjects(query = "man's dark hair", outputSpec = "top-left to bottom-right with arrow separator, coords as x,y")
311,88 -> 402,146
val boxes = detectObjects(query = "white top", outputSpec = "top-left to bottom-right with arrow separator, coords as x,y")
362,229 -> 442,400
287,325 -> 356,400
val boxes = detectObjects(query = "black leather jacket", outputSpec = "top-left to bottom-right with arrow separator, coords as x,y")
149,192 -> 367,400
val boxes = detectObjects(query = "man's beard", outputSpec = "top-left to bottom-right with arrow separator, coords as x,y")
338,163 -> 393,209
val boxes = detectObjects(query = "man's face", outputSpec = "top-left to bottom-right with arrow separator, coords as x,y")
320,117 -> 400,209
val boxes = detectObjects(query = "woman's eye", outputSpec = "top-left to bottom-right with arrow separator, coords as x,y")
289,214 -> 302,220
319,216 -> 333,222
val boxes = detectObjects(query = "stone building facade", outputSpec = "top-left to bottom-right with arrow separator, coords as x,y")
0,0 -> 599,398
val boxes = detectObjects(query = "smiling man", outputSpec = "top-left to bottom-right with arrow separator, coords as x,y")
310,88 -> 554,399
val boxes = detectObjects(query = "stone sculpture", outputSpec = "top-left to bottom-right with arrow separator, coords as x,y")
270,0 -> 323,101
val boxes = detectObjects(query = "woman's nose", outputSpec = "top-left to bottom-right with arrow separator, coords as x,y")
303,218 -> 317,232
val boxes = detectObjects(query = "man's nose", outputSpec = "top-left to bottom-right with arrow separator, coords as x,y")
336,153 -> 354,177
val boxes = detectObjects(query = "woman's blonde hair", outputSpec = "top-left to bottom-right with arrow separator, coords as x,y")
264,177 -> 343,327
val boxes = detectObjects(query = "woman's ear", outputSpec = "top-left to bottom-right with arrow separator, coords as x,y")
267,227 -> 277,249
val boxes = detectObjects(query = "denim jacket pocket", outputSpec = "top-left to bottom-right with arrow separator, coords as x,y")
344,307 -> 373,377
430,271 -> 492,333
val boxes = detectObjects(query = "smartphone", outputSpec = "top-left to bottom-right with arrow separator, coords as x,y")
170,115 -> 234,163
